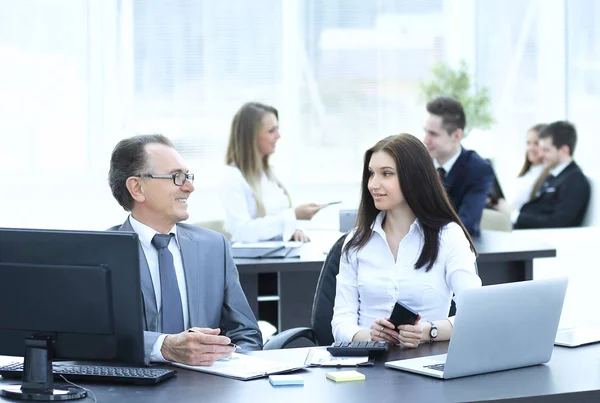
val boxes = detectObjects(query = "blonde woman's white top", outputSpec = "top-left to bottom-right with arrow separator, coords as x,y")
510,164 -> 545,213
331,211 -> 482,342
221,165 -> 296,243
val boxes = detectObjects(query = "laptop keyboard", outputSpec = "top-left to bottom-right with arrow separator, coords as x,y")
424,363 -> 445,372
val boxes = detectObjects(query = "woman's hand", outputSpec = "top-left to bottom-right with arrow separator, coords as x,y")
290,230 -> 310,242
396,315 -> 423,348
370,318 -> 400,345
294,203 -> 325,220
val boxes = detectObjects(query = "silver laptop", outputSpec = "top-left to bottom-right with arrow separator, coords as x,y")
555,327 -> 600,347
385,278 -> 568,379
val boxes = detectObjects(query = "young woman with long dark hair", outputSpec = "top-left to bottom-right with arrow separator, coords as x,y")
332,134 -> 482,347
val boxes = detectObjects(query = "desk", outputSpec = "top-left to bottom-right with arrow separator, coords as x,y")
236,230 -> 556,331
3,344 -> 598,403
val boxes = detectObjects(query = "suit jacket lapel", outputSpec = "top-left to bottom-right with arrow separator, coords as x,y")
531,162 -> 576,201
119,218 -> 158,331
445,148 -> 467,191
550,162 -> 576,186
177,225 -> 203,327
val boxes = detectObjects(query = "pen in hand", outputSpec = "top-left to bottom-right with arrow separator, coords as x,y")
187,328 -> 239,350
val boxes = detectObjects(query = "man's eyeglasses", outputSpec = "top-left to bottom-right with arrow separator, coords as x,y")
140,172 -> 195,186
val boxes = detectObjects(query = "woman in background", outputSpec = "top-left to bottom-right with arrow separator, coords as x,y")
492,123 -> 549,216
221,102 -> 324,243
331,134 -> 481,347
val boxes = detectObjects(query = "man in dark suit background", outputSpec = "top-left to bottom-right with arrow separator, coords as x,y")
424,96 -> 494,236
513,121 -> 590,229
108,134 -> 262,366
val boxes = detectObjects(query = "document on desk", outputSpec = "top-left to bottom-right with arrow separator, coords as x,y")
231,241 -> 302,259
172,353 -> 306,381
304,349 -> 372,367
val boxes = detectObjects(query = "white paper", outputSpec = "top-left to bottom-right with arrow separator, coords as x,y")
173,352 -> 304,380
305,349 -> 369,367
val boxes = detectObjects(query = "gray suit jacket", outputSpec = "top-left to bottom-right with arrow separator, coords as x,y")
111,219 -> 262,363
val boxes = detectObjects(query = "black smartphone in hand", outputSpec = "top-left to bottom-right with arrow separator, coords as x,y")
389,301 -> 419,329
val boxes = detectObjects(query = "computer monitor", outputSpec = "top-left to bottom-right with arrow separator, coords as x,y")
0,227 -> 144,401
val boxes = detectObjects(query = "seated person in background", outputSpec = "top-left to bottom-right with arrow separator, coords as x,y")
490,123 -> 550,216
221,102 -> 324,243
424,96 -> 494,236
331,134 -> 482,347
108,134 -> 262,365
513,121 -> 590,229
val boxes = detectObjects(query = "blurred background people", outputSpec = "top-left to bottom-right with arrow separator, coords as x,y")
221,102 -> 325,243
424,96 -> 494,236
513,121 -> 590,229
490,124 -> 550,217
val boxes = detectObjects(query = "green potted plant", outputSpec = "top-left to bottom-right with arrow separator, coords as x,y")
419,60 -> 494,137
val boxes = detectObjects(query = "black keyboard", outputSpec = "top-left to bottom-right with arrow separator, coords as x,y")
424,363 -> 445,372
0,362 -> 176,385
327,341 -> 389,357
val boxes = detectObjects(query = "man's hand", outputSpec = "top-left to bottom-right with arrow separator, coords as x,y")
161,327 -> 234,366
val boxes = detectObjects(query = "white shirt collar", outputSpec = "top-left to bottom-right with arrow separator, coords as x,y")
434,147 -> 462,173
371,211 -> 422,238
550,161 -> 571,177
128,215 -> 181,250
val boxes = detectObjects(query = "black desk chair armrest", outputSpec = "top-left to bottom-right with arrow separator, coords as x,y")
262,327 -> 317,350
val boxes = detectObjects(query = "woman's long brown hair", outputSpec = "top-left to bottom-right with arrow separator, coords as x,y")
343,134 -> 476,271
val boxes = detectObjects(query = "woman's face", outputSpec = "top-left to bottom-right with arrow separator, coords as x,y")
526,130 -> 543,165
367,151 -> 405,211
256,112 -> 280,158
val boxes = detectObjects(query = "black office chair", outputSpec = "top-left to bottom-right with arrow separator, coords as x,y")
263,233 -> 348,350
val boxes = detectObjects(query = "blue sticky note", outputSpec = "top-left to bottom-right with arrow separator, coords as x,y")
269,375 -> 304,386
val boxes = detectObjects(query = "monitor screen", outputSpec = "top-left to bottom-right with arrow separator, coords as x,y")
0,227 -> 144,365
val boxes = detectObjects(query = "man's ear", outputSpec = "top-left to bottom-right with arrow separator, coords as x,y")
126,177 -> 146,204
559,144 -> 571,157
451,128 -> 464,143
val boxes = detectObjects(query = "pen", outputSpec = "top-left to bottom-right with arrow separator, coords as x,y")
187,328 -> 239,349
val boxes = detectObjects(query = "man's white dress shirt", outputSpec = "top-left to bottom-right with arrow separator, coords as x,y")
129,215 -> 189,362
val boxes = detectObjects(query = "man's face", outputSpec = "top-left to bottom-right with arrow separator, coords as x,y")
423,114 -> 461,162
538,137 -> 561,169
137,143 -> 194,227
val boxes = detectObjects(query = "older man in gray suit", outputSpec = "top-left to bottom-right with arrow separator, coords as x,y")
108,134 -> 262,366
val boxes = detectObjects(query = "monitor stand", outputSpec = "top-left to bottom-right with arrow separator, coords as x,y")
0,336 -> 87,401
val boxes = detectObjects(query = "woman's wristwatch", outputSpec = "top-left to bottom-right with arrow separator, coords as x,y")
428,321 -> 438,343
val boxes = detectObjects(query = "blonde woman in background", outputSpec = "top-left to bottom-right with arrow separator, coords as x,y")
492,123 -> 550,216
221,102 -> 324,243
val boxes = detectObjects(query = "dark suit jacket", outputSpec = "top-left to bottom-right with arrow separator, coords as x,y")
110,218 -> 263,363
514,161 -> 590,229
442,148 -> 494,236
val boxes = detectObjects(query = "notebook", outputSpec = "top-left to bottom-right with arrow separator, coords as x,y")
385,278 -> 568,379
554,327 -> 600,347
304,348 -> 372,367
173,352 -> 305,381
231,242 -> 302,259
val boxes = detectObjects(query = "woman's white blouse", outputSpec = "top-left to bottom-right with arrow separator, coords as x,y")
331,212 -> 482,342
220,165 -> 296,243
510,164 -> 545,213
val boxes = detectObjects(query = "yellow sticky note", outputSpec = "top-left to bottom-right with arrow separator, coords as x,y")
326,370 -> 366,382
